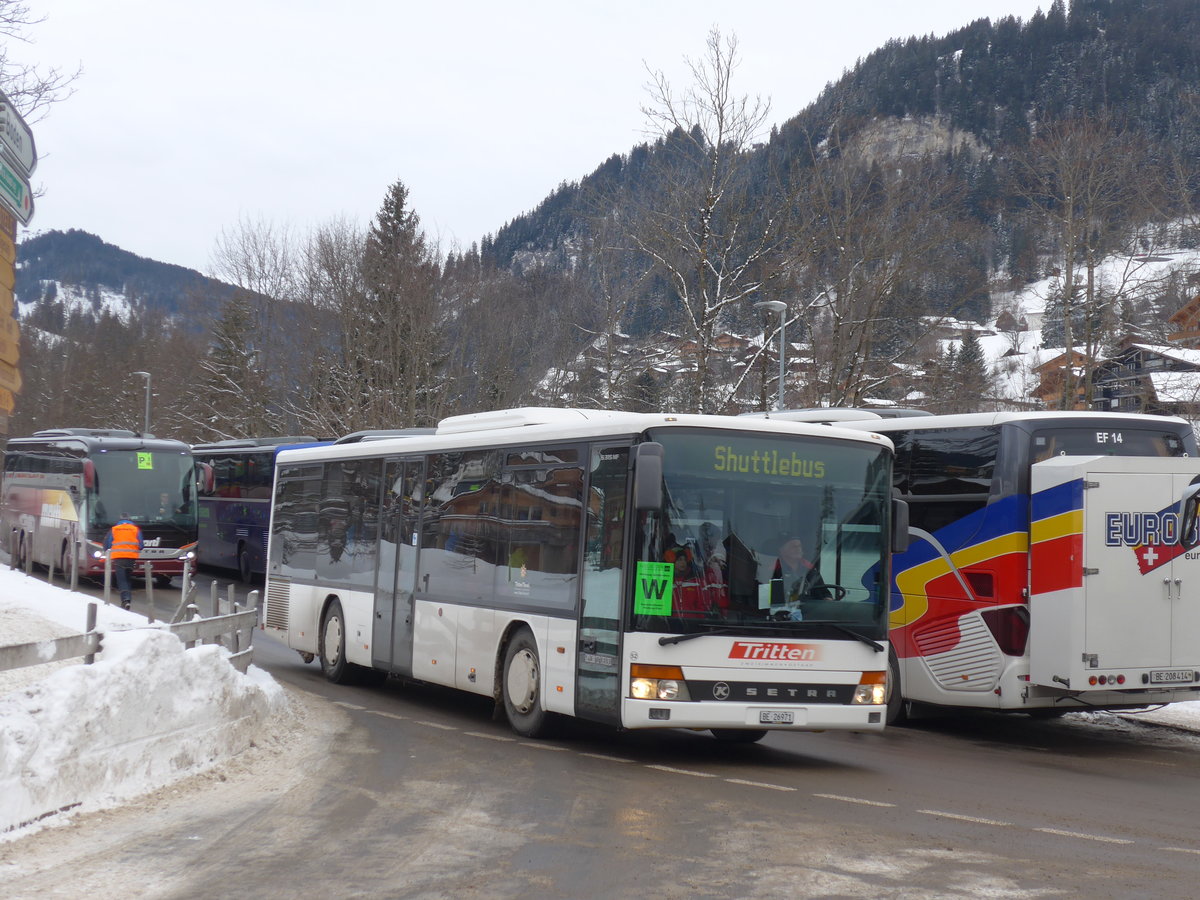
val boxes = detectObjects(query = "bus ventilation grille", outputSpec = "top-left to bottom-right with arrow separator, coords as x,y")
264,579 -> 291,631
912,613 -> 1002,692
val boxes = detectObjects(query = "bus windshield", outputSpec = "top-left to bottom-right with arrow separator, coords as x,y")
88,450 -> 198,530
1030,426 -> 1190,462
633,429 -> 891,637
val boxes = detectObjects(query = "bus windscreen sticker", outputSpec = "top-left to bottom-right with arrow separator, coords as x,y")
137,452 -> 153,470
635,561 -> 674,616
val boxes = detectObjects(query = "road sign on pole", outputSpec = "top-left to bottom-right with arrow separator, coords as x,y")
0,94 -> 36,176
0,154 -> 33,224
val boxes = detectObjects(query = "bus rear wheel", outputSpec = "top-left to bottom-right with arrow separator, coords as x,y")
502,628 -> 551,738
319,599 -> 352,684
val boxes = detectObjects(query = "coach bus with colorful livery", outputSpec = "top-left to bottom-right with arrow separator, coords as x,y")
843,411 -> 1200,723
263,408 -> 908,741
2,428 -> 200,584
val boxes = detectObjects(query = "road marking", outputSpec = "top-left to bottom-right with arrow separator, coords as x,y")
918,809 -> 1010,826
1109,756 -> 1176,768
645,764 -> 718,778
1034,827 -> 1133,844
725,778 -> 796,792
816,793 -> 896,808
464,731 -> 515,742
372,711 -> 408,721
413,719 -> 458,731
520,742 -> 569,751
1161,846 -> 1200,855
332,701 -> 366,710
578,752 -> 634,763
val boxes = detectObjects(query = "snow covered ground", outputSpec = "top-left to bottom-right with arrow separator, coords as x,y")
0,566 -> 287,842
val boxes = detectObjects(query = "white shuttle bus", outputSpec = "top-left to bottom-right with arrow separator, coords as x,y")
263,408 -> 906,741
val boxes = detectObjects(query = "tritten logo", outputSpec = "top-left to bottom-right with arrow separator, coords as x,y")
729,641 -> 820,662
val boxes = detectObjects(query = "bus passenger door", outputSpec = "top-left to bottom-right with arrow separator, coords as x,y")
373,459 -> 422,676
575,445 -> 629,725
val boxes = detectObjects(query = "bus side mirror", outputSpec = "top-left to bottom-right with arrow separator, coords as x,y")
634,442 -> 664,511
892,497 -> 911,553
1178,482 -> 1200,549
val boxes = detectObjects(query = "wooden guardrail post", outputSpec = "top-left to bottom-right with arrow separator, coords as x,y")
84,602 -> 98,665
103,552 -> 113,606
144,561 -> 155,623
25,521 -> 35,576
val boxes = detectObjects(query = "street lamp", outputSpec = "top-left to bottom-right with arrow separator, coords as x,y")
131,371 -> 151,435
754,300 -> 788,411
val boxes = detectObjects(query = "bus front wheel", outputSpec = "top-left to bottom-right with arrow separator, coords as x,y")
502,628 -> 551,738
237,544 -> 254,583
886,647 -> 907,726
319,599 -> 351,684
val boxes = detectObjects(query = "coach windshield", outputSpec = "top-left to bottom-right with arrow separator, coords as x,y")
87,449 -> 198,531
631,428 -> 892,639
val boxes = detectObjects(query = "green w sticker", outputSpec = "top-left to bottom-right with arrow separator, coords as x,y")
634,561 -> 674,616
137,452 -> 153,470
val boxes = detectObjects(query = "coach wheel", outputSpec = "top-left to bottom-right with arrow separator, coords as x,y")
502,628 -> 551,738
319,599 -> 351,684
237,545 -> 254,584
15,532 -> 27,569
710,729 -> 768,744
886,647 -> 907,726
60,542 -> 72,578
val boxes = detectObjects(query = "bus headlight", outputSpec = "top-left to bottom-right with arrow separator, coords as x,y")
852,671 -> 887,705
630,664 -> 691,701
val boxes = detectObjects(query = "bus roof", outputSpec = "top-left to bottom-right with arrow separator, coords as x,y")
7,429 -> 191,453
274,407 -> 895,465
840,410 -> 1194,433
192,436 -> 321,450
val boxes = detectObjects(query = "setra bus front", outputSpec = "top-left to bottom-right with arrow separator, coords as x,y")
605,425 -> 905,738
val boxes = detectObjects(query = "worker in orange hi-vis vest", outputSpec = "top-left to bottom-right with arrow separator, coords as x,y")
104,516 -> 143,610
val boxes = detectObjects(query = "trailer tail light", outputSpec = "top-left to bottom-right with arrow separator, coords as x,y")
980,607 -> 1030,656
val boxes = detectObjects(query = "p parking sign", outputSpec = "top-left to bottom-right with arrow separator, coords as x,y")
137,452 -> 153,470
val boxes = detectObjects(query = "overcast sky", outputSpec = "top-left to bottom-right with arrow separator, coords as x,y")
16,1 -> 1049,274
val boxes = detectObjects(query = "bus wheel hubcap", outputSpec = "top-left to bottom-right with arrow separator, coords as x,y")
507,649 -> 538,714
324,617 -> 342,661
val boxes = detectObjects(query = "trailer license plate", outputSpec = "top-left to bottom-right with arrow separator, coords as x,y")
759,710 -> 794,725
1149,669 -> 1195,684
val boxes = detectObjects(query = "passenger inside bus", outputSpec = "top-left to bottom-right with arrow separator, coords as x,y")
664,540 -> 725,617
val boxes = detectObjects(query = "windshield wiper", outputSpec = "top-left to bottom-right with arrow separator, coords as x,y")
659,625 -> 739,645
796,620 -> 886,652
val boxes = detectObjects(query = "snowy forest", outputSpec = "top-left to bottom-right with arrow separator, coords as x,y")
13,0 -> 1200,441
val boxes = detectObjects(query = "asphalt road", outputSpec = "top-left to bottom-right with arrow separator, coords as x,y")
4,566 -> 1200,899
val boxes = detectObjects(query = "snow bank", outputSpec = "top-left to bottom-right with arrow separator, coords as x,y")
0,569 -> 285,840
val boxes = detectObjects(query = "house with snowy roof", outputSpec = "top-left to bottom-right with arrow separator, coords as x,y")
1089,340 -> 1200,416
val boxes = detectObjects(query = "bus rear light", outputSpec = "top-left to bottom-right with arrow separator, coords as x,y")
630,664 -> 690,702
980,607 -> 1030,656
1087,674 -> 1127,686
